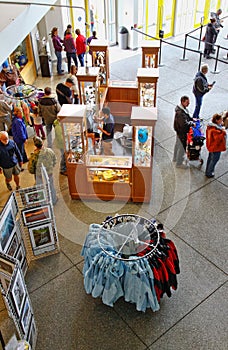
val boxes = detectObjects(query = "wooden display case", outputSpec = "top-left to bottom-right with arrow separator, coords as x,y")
141,40 -> 160,68
137,68 -> 159,107
131,106 -> 157,202
58,104 -> 157,203
89,40 -> 109,87
77,67 -> 101,109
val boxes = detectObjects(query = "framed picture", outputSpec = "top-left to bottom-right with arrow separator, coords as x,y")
0,257 -> 15,276
23,188 -> 46,205
0,206 -> 15,252
21,205 -> 51,226
29,223 -> 55,255
6,232 -> 19,257
20,297 -> 32,335
27,316 -> 36,350
0,272 -> 11,291
15,244 -> 26,267
10,269 -> 26,317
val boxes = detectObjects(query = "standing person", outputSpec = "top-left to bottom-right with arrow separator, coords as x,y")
31,105 -> 46,139
0,131 -> 23,191
210,8 -> 223,49
0,98 -> 12,131
204,18 -> 217,59
173,96 -> 195,169
56,78 -> 74,105
90,5 -> 95,33
205,113 -> 226,178
64,24 -> 72,37
75,29 -> 86,67
11,106 -> 28,164
192,64 -> 214,119
38,87 -> 61,148
53,118 -> 67,175
51,27 -> 64,75
66,66 -> 79,104
87,30 -> 98,55
97,107 -> 114,155
28,136 -> 58,204
63,30 -> 78,73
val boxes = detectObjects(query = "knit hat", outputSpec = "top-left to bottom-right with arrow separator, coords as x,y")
33,136 -> 43,148
2,60 -> 9,69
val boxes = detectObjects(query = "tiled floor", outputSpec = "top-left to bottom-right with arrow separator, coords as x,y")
0,24 -> 228,350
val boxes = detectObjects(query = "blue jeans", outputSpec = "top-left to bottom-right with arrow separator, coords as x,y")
78,53 -> 85,67
193,94 -> 203,119
55,50 -> 62,74
46,124 -> 53,148
66,52 -> 78,73
205,152 -> 221,176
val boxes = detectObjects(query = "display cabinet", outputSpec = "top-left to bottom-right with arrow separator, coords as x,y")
137,68 -> 159,107
141,40 -> 160,68
131,106 -> 157,202
89,40 -> 109,87
77,67 -> 101,108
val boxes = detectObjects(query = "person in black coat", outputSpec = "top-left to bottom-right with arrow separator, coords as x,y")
173,96 -> 195,169
204,18 -> 217,59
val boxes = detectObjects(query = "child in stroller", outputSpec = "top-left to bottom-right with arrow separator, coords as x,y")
187,119 -> 205,164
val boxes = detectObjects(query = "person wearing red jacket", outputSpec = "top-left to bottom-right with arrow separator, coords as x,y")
205,113 -> 226,178
75,29 -> 86,67
63,30 -> 78,73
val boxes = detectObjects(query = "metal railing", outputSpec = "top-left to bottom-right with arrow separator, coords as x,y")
131,17 -> 228,74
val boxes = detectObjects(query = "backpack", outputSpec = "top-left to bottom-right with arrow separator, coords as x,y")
28,150 -> 40,174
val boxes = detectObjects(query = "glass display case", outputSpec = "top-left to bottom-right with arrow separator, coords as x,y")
89,40 -> 109,87
77,67 -> 101,108
141,40 -> 160,68
137,68 -> 159,107
131,106 -> 157,202
57,104 -> 87,163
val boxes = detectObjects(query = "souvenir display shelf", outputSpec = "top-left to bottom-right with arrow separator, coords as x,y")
137,67 -> 159,107
77,67 -> 101,108
141,40 -> 160,68
89,40 -> 109,87
59,104 -> 157,202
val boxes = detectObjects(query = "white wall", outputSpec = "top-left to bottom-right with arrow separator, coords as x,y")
0,1 -> 57,65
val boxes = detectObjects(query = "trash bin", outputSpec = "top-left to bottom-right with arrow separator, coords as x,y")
119,26 -> 128,49
39,55 -> 52,77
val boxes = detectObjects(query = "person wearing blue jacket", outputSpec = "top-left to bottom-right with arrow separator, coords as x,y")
11,106 -> 28,164
0,131 -> 23,191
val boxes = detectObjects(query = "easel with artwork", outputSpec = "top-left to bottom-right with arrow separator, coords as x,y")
0,166 -> 59,348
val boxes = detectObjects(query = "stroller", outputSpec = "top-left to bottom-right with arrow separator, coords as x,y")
187,119 -> 205,165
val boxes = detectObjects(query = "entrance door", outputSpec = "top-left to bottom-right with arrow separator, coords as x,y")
175,0 -> 195,35
194,0 -> 207,27
158,0 -> 176,38
105,0 -> 117,45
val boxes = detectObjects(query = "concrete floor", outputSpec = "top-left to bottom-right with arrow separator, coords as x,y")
0,24 -> 228,350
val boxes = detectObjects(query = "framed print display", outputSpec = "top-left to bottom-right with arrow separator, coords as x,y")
29,223 -> 55,255
0,257 -> 15,276
10,269 -> 26,317
20,297 -> 32,335
6,232 -> 19,258
22,188 -> 46,206
27,316 -> 36,350
0,206 -> 15,252
21,205 -> 51,226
